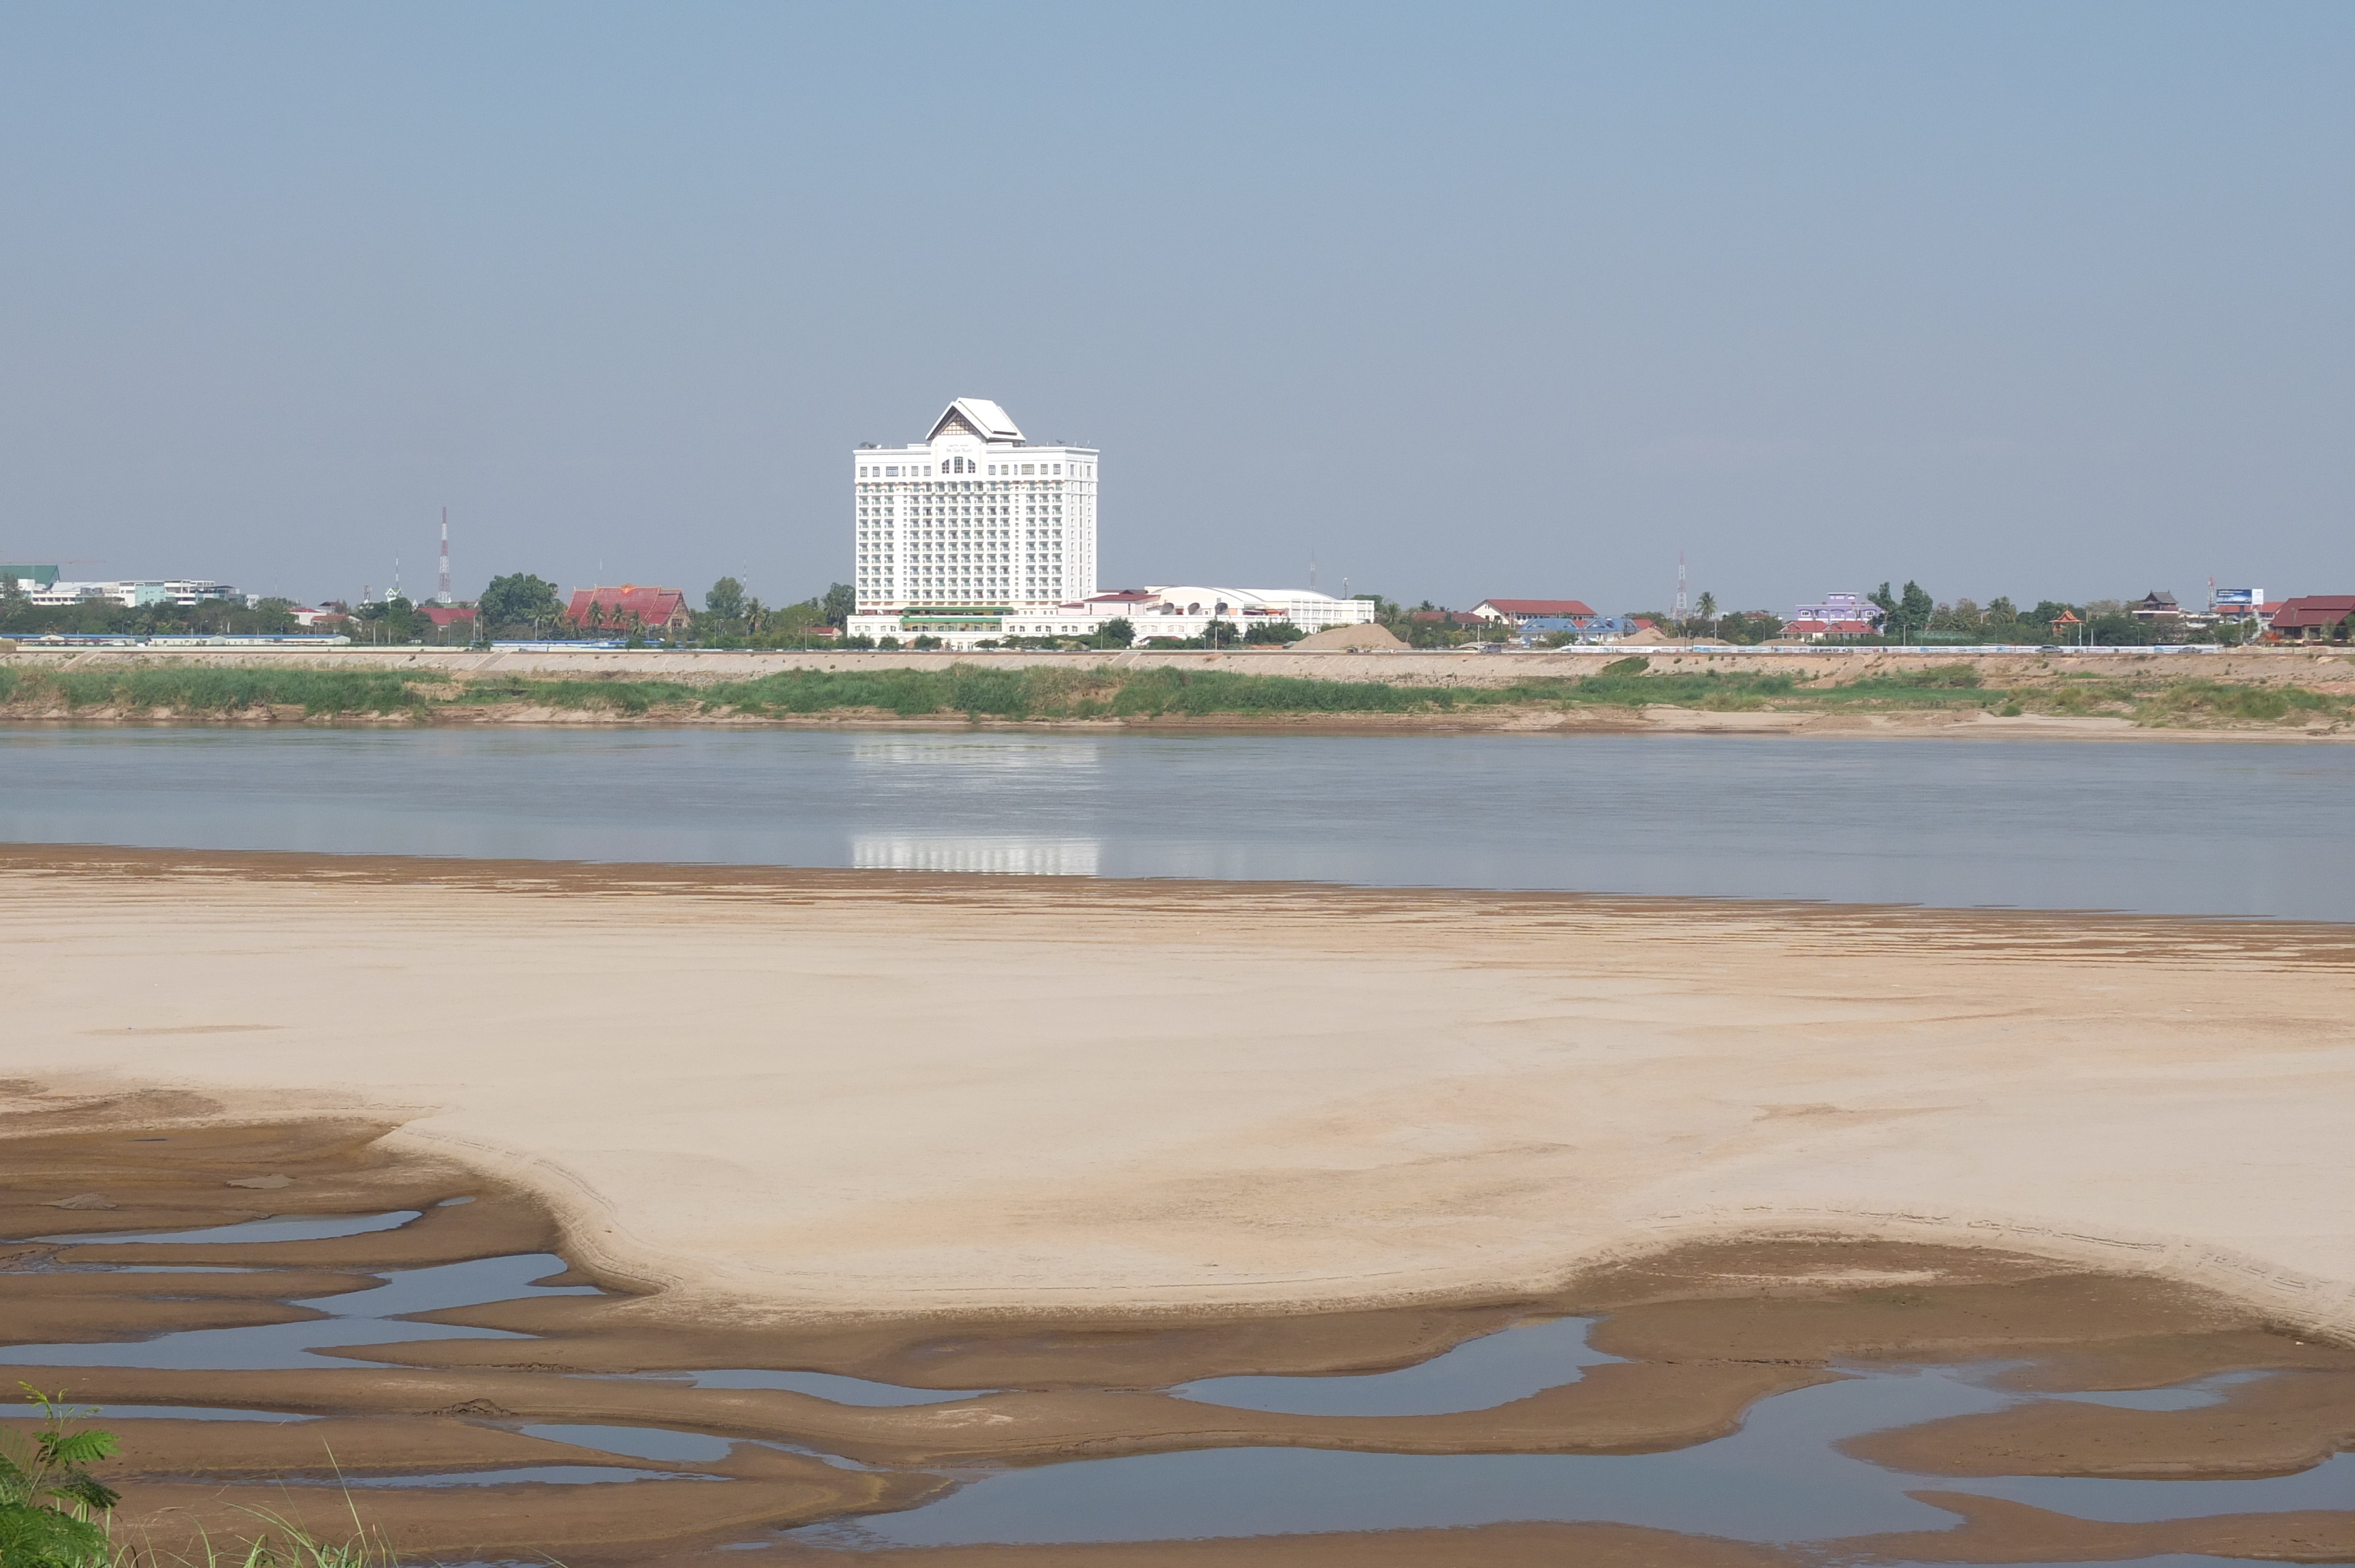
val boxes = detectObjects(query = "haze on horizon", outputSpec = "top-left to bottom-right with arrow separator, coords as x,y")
1,1 -> 2348,617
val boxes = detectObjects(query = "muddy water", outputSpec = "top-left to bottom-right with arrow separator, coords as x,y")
4,1221 -> 2350,1565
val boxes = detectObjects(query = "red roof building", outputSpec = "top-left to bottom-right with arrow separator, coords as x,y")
1411,610 -> 1489,627
1472,598 -> 1597,624
418,604 -> 476,630
2267,596 -> 2355,640
565,585 -> 691,636
1781,618 -> 1879,640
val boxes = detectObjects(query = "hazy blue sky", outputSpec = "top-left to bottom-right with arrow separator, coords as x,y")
2,1 -> 2348,614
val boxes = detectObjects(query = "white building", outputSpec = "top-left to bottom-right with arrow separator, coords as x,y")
850,398 -> 1097,620
24,579 -> 237,609
843,398 -> 1376,650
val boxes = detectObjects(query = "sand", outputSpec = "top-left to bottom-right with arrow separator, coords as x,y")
2,845 -> 2351,1340
5,1089 -> 2353,1562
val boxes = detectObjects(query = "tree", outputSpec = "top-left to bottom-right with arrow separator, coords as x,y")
478,573 -> 561,631
1898,582 -> 1934,641
0,1388 -> 121,1567
1097,616 -> 1135,648
821,583 -> 855,627
704,577 -> 748,621
1696,591 -> 1717,624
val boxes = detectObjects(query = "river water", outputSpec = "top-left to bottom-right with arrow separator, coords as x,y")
1,726 -> 2349,918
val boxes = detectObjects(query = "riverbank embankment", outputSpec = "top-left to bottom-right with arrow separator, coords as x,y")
2,645 -> 2351,736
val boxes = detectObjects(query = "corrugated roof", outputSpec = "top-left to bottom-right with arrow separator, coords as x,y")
566,586 -> 689,625
1477,599 -> 1597,617
2268,595 -> 2355,628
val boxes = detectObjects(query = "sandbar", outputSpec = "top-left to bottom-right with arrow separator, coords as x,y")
2,843 -> 2351,1337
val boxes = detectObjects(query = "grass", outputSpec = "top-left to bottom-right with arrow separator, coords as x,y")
2131,679 -> 2349,726
4,1389 -> 521,1568
0,667 -> 446,717
1,659 -> 2344,729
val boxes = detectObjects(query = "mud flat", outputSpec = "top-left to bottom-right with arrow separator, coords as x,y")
1,846 -> 2351,1560
4,1119 -> 2353,1565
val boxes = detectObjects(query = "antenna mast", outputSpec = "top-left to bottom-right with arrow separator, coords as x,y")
1674,552 -> 1689,622
438,507 -> 452,604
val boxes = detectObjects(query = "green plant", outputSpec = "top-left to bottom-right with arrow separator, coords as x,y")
0,1386 -> 120,1566
1599,656 -> 1650,677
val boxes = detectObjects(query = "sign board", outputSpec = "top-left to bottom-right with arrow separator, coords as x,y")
2214,588 -> 2263,608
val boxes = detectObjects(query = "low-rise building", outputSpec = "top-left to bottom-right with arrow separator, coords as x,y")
1471,597 -> 1596,627
564,585 -> 690,637
847,584 -> 1372,649
2267,595 -> 2355,642
1783,592 -> 1885,640
21,578 -> 237,609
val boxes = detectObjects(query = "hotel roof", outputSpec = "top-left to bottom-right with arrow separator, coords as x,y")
929,398 -> 1024,445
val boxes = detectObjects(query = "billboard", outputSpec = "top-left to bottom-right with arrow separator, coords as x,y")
2213,588 -> 2263,609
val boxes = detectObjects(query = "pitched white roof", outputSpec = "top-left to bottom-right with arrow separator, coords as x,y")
930,398 -> 1023,444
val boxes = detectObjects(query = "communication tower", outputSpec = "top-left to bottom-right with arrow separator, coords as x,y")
1674,552 -> 1689,622
437,509 -> 452,604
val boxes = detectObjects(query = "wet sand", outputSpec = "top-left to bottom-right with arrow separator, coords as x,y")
4,1116 -> 2353,1563
2,846 -> 2352,1561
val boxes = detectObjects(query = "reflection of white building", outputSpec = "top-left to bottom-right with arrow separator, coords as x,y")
843,398 -> 1374,650
853,836 -> 1100,877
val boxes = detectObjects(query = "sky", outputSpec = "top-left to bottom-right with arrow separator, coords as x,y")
1,1 -> 2349,616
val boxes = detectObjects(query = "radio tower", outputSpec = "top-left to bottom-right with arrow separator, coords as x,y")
1673,552 -> 1689,622
437,508 -> 452,604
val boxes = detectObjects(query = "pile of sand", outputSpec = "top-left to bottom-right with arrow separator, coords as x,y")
1292,622 -> 1407,651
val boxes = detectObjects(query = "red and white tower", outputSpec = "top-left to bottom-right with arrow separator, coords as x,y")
436,508 -> 452,604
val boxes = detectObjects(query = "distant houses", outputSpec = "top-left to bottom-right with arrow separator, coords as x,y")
1781,593 -> 1885,640
2268,595 -> 2355,642
1471,598 -> 1596,628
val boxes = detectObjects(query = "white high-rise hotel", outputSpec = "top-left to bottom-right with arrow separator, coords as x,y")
846,397 -> 1372,648
852,398 -> 1096,614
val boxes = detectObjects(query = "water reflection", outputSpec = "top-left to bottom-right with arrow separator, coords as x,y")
1172,1315 -> 1618,1417
787,1366 -> 2354,1549
854,836 -> 1101,877
2,728 -> 2350,918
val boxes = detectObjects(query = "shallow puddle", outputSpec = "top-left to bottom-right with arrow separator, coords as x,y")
782,1365 -> 2349,1550
0,1251 -> 596,1370
1170,1314 -> 1617,1417
1,1218 -> 2344,1562
2042,1368 -> 2274,1412
334,1466 -> 721,1489
37,1210 -> 424,1246
83,1404 -> 317,1422
631,1368 -> 995,1407
522,1423 -> 737,1463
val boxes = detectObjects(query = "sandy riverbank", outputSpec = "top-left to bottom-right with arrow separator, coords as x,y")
4,845 -> 2350,1333
4,846 -> 2351,1562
